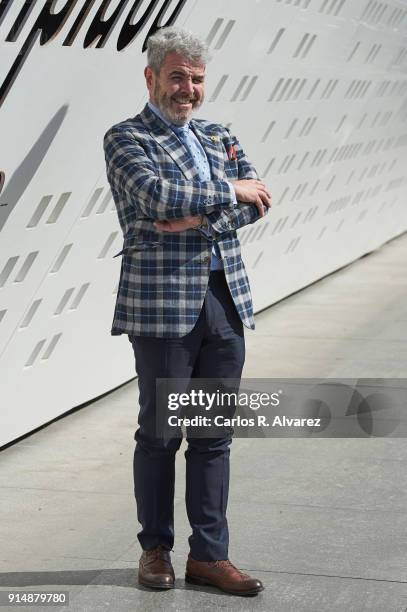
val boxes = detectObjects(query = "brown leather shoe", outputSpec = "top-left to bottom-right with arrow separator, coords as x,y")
185,555 -> 264,596
138,545 -> 175,589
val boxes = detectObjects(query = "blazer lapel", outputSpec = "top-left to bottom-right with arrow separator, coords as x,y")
139,104 -> 201,180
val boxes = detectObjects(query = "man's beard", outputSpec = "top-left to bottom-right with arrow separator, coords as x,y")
153,82 -> 203,126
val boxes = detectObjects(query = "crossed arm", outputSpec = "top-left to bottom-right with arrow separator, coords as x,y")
154,179 -> 271,234
154,132 -> 271,235
104,126 -> 271,233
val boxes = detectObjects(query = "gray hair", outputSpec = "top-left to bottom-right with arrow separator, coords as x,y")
146,27 -> 210,73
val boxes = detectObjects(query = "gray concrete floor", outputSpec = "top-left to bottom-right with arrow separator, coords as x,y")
1,233 -> 407,612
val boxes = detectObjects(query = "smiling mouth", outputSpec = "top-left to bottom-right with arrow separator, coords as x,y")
173,99 -> 194,106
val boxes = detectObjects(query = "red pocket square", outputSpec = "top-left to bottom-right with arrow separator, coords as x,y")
228,144 -> 237,161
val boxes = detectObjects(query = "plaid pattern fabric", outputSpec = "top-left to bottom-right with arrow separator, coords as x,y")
103,103 -> 266,337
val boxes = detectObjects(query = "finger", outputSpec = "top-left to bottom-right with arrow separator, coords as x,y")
261,190 -> 272,207
256,185 -> 271,197
257,190 -> 272,207
255,195 -> 264,217
162,224 -> 180,232
154,220 -> 172,232
257,183 -> 271,199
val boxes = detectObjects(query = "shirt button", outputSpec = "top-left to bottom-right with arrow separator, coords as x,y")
202,255 -> 210,264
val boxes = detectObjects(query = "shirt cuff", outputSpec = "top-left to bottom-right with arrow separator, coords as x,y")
227,181 -> 238,206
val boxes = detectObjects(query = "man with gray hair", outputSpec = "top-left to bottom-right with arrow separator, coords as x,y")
104,26 -> 271,596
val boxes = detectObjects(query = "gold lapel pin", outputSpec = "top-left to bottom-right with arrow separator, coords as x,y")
209,135 -> 220,143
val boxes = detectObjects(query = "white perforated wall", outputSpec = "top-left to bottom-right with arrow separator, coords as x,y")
1,0 -> 407,445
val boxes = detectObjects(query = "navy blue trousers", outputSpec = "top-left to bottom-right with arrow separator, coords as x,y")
128,270 -> 245,561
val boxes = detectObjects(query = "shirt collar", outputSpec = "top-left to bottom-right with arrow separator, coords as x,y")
147,101 -> 190,133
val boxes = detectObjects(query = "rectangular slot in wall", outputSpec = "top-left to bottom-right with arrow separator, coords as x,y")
46,192 -> 71,224
54,288 -> 75,315
41,333 -> 62,360
14,251 -> 39,283
81,188 -> 104,218
50,244 -> 73,274
210,75 -> 229,102
25,339 -> 46,367
20,299 -> 42,329
214,20 -> 235,50
69,282 -> 90,310
0,256 -> 19,288
97,232 -> 119,259
26,195 -> 52,228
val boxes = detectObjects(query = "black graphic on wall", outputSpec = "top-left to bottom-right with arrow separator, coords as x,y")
0,0 -> 188,108
0,105 -> 68,233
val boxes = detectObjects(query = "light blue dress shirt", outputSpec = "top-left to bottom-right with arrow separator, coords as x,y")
147,101 -> 237,271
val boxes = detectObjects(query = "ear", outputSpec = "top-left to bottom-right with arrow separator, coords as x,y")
144,66 -> 153,90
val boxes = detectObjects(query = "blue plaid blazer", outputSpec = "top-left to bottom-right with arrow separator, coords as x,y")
103,103 -> 267,337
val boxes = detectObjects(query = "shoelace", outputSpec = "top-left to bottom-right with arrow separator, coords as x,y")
210,560 -> 234,568
144,547 -> 172,566
209,560 -> 250,579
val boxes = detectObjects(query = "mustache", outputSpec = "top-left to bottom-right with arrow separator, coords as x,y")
172,96 -> 198,103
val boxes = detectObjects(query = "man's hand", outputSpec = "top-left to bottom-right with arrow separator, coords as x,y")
231,179 -> 272,217
154,215 -> 203,233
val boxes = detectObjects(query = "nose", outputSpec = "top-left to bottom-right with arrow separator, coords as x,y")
181,77 -> 194,96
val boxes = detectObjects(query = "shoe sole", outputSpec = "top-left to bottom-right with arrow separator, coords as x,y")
138,576 -> 174,590
185,573 -> 263,596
